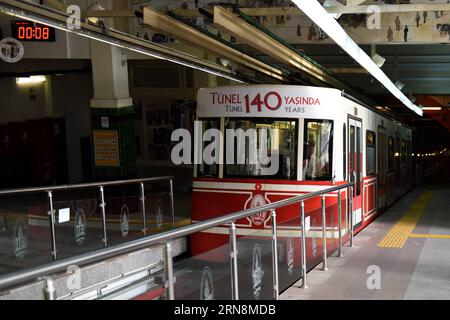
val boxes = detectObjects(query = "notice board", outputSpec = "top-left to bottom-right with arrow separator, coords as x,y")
93,130 -> 120,167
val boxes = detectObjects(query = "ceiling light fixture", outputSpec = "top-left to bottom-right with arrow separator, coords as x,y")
394,80 -> 405,91
422,107 -> 442,111
322,0 -> 343,19
290,0 -> 423,116
371,53 -> 386,68
16,75 -> 46,85
86,2 -> 105,25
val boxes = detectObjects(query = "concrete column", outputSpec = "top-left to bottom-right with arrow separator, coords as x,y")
90,39 -> 136,181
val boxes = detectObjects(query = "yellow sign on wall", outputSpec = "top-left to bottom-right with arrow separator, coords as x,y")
93,130 -> 120,167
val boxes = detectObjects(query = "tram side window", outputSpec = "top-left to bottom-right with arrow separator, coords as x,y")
395,133 -> 401,173
407,139 -> 412,170
224,118 -> 297,180
197,119 -> 220,178
366,130 -> 376,176
388,137 -> 394,173
303,120 -> 334,181
401,139 -> 407,167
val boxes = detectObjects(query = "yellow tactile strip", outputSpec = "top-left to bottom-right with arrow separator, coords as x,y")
378,192 -> 433,248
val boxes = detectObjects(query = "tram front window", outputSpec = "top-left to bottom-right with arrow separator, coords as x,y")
303,120 -> 334,181
197,119 -> 220,178
224,118 -> 297,180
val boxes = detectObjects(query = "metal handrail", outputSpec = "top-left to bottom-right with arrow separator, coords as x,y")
0,176 -> 174,196
0,175 -> 175,260
0,182 -> 353,292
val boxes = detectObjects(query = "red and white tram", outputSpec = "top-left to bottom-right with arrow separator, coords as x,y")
190,85 -> 412,273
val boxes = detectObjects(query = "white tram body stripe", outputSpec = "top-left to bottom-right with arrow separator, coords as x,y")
353,208 -> 363,225
193,189 -> 253,195
195,226 -> 347,238
191,221 -> 348,238
193,181 -> 344,193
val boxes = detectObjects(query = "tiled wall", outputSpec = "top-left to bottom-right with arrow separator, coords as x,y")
91,106 -> 137,180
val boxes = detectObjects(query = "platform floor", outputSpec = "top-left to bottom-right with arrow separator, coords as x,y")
280,183 -> 450,300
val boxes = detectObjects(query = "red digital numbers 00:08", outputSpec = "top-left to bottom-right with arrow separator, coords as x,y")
17,26 -> 50,40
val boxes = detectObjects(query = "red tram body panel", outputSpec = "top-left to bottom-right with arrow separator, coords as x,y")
190,85 -> 412,270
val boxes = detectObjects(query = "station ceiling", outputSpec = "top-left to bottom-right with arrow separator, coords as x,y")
0,0 -> 448,153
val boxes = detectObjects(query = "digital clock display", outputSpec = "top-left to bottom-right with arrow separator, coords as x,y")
11,20 -> 55,42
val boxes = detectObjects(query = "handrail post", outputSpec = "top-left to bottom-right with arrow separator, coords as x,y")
300,201 -> 308,289
99,186 -> 107,247
338,190 -> 343,258
47,191 -> 57,261
42,276 -> 56,300
229,222 -> 239,300
169,179 -> 175,229
321,194 -> 328,271
270,209 -> 279,300
349,185 -> 354,248
165,241 -> 175,300
140,183 -> 147,236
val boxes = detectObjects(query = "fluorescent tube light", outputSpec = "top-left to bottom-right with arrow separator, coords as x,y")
291,0 -> 423,116
16,75 -> 46,85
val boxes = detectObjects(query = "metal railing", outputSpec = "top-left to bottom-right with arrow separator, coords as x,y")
0,182 -> 354,299
0,176 -> 175,260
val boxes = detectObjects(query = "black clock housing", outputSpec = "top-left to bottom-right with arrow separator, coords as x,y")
11,20 -> 56,42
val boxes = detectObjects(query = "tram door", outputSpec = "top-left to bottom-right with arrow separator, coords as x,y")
377,127 -> 387,209
348,118 -> 363,231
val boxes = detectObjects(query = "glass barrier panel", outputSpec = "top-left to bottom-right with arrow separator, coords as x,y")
234,221 -> 274,300
303,197 -> 326,271
324,194 -> 339,259
302,193 -> 345,272
275,205 -> 304,293
144,189 -> 175,235
102,184 -> 144,245
52,188 -> 105,259
173,227 -> 232,300
0,193 -> 52,275
342,189 -> 350,245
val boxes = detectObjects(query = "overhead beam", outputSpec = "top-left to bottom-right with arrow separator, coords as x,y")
44,0 -> 68,11
0,0 -> 243,84
143,6 -> 287,82
46,3 -> 450,18
329,68 -> 368,74
346,0 -> 367,6
84,10 -> 136,18
173,4 -> 450,17
326,4 -> 450,14
212,6 -> 353,91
